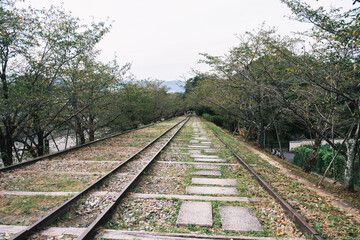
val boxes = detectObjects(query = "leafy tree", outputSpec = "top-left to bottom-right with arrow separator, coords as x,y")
0,1 -> 109,164
195,27 -> 291,148
1,0 -> 40,165
281,0 -> 360,191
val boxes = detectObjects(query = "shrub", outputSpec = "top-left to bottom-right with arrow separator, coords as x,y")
294,144 -> 359,185
211,115 -> 223,126
202,113 -> 223,126
293,145 -> 312,167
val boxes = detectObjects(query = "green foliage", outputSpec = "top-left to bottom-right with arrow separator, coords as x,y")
293,145 -> 313,167
294,144 -> 359,185
0,1 -> 186,166
202,113 -> 223,126
187,0 -> 360,190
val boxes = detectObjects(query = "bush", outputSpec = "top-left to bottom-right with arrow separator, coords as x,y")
293,145 -> 312,167
202,113 -> 223,126
294,144 -> 359,186
211,115 -> 223,126
202,113 -> 212,122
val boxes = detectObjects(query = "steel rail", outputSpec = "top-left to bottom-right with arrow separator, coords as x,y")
0,116 -> 179,173
206,124 -> 324,240
10,117 -> 188,240
77,117 -> 190,240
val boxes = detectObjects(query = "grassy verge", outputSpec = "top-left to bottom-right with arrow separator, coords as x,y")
1,172 -> 97,192
0,195 -> 70,225
205,120 -> 360,239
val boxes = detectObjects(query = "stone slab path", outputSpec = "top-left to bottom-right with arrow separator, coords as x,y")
191,170 -> 222,176
194,165 -> 221,170
188,145 -> 208,148
204,149 -> 220,153
129,193 -> 263,202
176,201 -> 213,226
191,178 -> 238,186
0,225 -> 289,239
186,186 -> 238,195
174,119 -> 263,233
156,161 -> 239,166
194,158 -> 226,162
220,206 -> 263,232
190,154 -> 219,158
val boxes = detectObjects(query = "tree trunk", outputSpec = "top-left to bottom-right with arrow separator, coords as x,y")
257,124 -> 265,149
0,133 -> 13,166
72,96 -> 85,145
344,121 -> 360,192
88,114 -> 95,142
257,99 -> 265,149
344,145 -> 356,192
44,139 -> 49,154
75,114 -> 86,145
1,66 -> 14,166
274,123 -> 284,158
303,134 -> 322,173
36,129 -> 44,156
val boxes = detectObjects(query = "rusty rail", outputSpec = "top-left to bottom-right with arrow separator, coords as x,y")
206,124 -> 324,240
0,116 -> 179,173
10,117 -> 189,240
77,117 -> 190,239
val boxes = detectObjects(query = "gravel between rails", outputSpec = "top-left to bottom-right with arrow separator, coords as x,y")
0,118 -> 185,238
102,117 -> 306,239
23,121 -> 186,239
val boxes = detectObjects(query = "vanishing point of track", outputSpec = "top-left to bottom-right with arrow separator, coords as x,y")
0,116 -> 325,239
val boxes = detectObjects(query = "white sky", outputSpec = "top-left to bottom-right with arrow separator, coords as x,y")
18,0 -> 356,81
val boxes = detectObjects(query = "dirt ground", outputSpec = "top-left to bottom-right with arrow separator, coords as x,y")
239,140 -> 360,223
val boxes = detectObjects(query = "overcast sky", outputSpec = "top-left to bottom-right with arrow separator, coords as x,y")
19,0 -> 355,81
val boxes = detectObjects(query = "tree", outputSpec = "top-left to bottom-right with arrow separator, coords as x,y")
195,27 -> 291,148
0,1 -> 109,164
281,0 -> 360,191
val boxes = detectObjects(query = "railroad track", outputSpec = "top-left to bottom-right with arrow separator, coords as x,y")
0,116 -> 325,239
0,117 -> 188,239
206,124 -> 323,240
0,117 -> 180,173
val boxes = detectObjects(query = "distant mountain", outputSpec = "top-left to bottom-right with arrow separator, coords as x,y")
162,80 -> 185,93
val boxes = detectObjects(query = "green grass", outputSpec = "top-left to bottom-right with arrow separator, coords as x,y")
204,120 -> 360,240
0,195 -> 70,214
4,173 -> 96,192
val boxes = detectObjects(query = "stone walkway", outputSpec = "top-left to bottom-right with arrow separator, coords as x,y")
175,120 -> 263,232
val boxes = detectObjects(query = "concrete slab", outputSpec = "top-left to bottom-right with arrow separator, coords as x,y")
102,229 -> 279,240
191,170 -> 221,176
0,225 -> 26,234
194,165 -> 221,170
204,149 -> 220,153
188,150 -> 201,154
189,140 -> 199,144
190,154 -> 219,158
194,137 -> 208,140
0,226 -> 277,239
220,206 -> 263,232
188,145 -> 208,148
192,178 -> 238,186
200,142 -> 212,144
41,227 -> 85,236
194,158 -> 226,163
176,201 -> 213,227
186,186 -> 238,195
157,161 -> 239,166
129,193 -> 257,202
